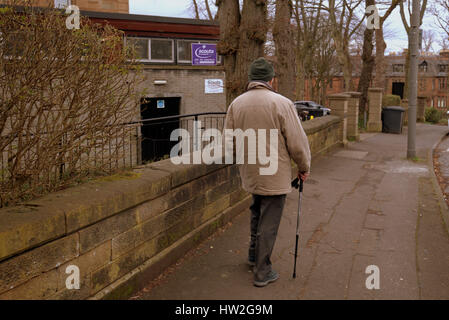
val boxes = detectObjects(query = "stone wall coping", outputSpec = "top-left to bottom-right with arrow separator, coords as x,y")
368,88 -> 384,92
0,159 -> 228,262
344,91 -> 362,98
327,93 -> 351,99
302,115 -> 342,135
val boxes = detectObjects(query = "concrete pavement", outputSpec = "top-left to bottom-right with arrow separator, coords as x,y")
131,123 -> 449,300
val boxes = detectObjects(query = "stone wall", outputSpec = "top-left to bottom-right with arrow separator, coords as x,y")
0,115 -> 343,300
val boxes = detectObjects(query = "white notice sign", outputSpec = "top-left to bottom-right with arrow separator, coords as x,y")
205,79 -> 224,94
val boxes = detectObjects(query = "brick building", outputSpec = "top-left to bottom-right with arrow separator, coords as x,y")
5,0 -> 225,161
322,50 -> 449,112
81,11 -> 225,161
27,0 -> 226,116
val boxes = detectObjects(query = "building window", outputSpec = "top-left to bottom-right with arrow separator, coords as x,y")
177,40 -> 194,63
54,0 -> 71,8
439,78 -> 447,90
127,37 -> 150,61
392,64 -> 404,73
329,79 -> 333,89
419,79 -> 426,91
419,61 -> 428,72
439,64 -> 449,73
150,39 -> 174,62
126,37 -> 174,63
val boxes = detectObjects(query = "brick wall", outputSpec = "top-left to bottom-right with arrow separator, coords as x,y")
0,115 -> 343,300
33,0 -> 129,13
140,67 -> 227,114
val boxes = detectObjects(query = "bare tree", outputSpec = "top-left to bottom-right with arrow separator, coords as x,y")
373,0 -> 401,89
430,0 -> 449,38
440,37 -> 449,50
192,0 -> 201,18
328,0 -> 366,91
421,29 -> 435,54
0,2 -> 145,207
273,0 -> 295,99
188,0 -> 218,20
399,0 -> 428,99
216,0 -> 268,106
293,0 -> 325,100
357,0 -> 375,123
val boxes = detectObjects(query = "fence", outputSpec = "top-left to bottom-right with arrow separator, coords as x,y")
0,112 -> 227,207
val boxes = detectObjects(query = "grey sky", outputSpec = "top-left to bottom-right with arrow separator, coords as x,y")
129,0 -> 443,54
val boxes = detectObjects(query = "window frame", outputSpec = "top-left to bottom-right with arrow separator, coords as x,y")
54,0 -> 71,8
149,38 -> 175,63
439,64 -> 449,73
177,39 -> 195,64
392,64 -> 404,73
419,61 -> 428,73
125,36 -> 150,62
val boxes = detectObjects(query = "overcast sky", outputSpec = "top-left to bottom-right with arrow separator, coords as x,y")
129,0 -> 442,54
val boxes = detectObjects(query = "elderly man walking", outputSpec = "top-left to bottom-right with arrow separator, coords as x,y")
224,57 -> 311,287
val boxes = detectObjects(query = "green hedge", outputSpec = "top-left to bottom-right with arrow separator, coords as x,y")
382,94 -> 401,107
425,107 -> 444,124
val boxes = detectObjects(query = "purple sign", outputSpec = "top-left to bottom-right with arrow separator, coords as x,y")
192,43 -> 217,66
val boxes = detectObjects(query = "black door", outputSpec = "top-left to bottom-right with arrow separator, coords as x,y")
140,97 -> 180,163
392,82 -> 405,99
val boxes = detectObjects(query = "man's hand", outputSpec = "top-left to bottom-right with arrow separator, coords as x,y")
298,171 -> 309,182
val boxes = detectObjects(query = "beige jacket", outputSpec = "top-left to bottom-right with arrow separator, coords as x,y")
224,81 -> 311,195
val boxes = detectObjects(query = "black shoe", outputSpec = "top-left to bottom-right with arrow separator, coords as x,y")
254,270 -> 279,287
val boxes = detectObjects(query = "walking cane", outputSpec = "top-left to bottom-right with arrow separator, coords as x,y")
291,177 -> 304,279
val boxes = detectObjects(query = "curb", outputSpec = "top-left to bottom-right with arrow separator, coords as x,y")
427,130 -> 449,236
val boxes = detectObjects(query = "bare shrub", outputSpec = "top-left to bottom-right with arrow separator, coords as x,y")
0,1 -> 146,207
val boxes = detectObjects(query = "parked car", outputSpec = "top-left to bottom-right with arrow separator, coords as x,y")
294,101 -> 331,121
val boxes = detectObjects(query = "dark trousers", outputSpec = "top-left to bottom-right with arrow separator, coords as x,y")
249,194 -> 286,281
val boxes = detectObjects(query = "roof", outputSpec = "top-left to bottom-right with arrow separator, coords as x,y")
0,4 -> 220,39
385,54 -> 449,77
81,10 -> 219,27
83,10 -> 220,39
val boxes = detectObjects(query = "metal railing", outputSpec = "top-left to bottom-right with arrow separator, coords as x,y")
130,112 -> 227,163
0,112 -> 227,207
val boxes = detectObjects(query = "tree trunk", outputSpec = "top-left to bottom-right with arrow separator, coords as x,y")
336,39 -> 354,91
273,0 -> 295,100
358,0 -> 375,119
234,0 -> 268,101
357,26 -> 374,115
373,24 -> 387,89
192,0 -> 200,19
216,0 -> 240,108
404,49 -> 410,99
295,49 -> 305,100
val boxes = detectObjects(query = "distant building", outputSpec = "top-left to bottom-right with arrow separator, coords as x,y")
323,50 -> 449,111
